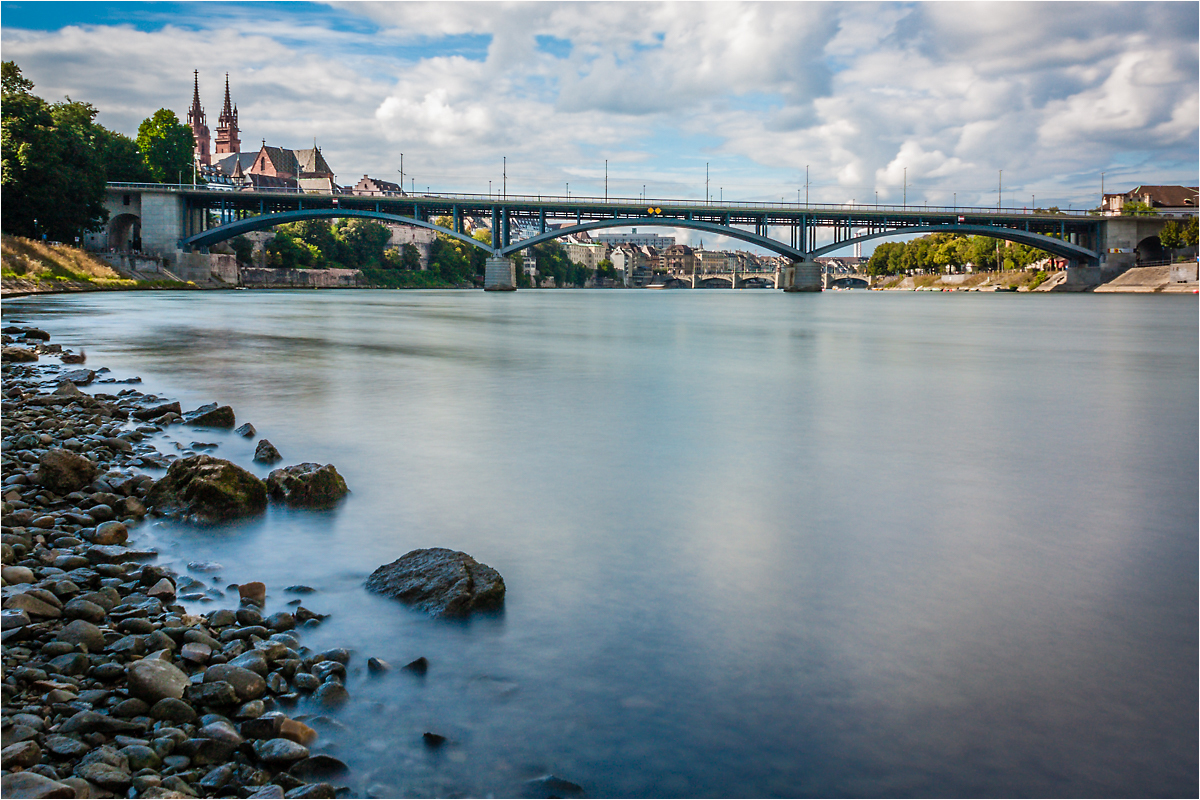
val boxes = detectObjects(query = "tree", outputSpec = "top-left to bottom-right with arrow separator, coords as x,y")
136,109 -> 194,184
1121,200 -> 1157,217
1,62 -> 108,241
339,219 -> 391,268
1185,216 -> 1199,247
229,235 -> 255,266
399,243 -> 421,271
95,126 -> 152,183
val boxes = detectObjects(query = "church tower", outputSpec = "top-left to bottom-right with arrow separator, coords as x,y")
214,73 -> 241,155
187,70 -> 210,165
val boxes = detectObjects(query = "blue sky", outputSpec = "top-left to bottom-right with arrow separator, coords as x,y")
2,1 -> 1197,252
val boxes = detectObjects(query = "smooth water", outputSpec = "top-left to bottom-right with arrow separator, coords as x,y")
4,290 -> 1196,798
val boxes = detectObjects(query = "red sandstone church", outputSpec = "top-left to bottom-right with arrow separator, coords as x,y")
188,71 -> 338,193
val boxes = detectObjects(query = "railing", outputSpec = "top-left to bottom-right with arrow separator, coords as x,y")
107,183 -> 1098,218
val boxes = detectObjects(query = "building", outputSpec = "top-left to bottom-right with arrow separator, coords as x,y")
351,176 -> 405,197
1102,185 -> 1198,218
663,244 -> 696,274
188,71 -> 336,193
694,249 -> 728,272
595,229 -> 675,249
561,234 -> 608,270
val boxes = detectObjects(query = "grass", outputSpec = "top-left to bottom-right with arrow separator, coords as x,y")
2,235 -> 137,288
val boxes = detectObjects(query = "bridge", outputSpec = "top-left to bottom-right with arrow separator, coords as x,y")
91,183 -> 1170,291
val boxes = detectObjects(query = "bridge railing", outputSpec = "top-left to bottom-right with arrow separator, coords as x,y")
107,183 -> 1099,218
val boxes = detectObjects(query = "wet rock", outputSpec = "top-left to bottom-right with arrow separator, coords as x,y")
88,520 -> 128,545
131,400 -> 181,421
265,463 -> 348,508
278,718 -> 317,746
368,656 -> 392,674
181,642 -> 212,664
253,737 -> 309,765
1,346 -> 39,363
184,403 -> 235,428
4,592 -> 61,618
524,775 -> 585,798
127,658 -> 190,703
401,657 -> 426,674
235,423 -> 256,438
2,740 -> 42,769
239,581 -> 266,606
249,786 -> 286,799
422,732 -> 446,748
43,735 -> 90,758
204,664 -> 266,701
74,761 -> 132,790
148,577 -> 176,598
146,455 -> 267,523
150,697 -> 198,724
187,680 -> 239,707
0,771 -> 75,798
36,449 -> 99,494
253,439 -> 282,464
62,368 -> 96,385
365,547 -> 506,618
111,697 -> 151,717
240,714 -> 284,740
290,755 -> 348,781
284,783 -> 337,799
312,681 -> 349,709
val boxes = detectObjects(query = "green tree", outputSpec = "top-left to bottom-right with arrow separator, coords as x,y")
229,235 -> 255,266
1184,216 -> 1199,247
1,62 -> 108,241
95,126 -> 152,183
136,109 -> 194,184
399,243 -> 421,270
266,231 -> 319,269
339,219 -> 391,268
1121,200 -> 1158,217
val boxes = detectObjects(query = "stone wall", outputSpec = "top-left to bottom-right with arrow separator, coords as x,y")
240,267 -> 363,288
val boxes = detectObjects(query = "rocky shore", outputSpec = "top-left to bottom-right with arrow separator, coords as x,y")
1,327 -> 363,799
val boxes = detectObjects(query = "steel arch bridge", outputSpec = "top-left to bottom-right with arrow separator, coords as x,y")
160,185 -> 1104,267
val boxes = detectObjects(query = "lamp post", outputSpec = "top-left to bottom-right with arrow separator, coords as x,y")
903,167 -> 906,208
566,182 -> 569,200
806,165 -> 809,206
706,162 -> 709,205
605,159 -> 608,202
502,156 -> 506,199
997,169 -> 1002,211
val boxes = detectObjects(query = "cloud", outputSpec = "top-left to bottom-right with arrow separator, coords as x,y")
1,0 -> 1195,215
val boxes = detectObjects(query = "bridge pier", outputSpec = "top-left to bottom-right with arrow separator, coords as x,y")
1064,262 -> 1102,290
776,260 -> 822,292
484,256 -> 516,291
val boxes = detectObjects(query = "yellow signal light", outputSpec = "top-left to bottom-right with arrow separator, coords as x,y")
647,207 -> 654,215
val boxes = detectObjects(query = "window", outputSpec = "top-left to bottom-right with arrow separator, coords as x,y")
123,195 -> 130,205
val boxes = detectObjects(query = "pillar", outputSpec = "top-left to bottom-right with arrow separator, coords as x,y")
779,261 -> 822,291
484,256 -> 516,291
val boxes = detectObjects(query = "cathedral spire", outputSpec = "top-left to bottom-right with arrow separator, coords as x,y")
221,73 -> 233,118
187,70 -> 210,166
214,72 -> 241,155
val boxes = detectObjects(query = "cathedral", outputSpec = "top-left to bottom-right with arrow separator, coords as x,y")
188,71 -> 337,193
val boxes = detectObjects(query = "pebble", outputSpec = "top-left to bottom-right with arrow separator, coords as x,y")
1,350 -> 365,798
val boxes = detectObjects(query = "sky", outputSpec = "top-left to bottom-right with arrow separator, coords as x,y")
2,1 -> 1197,253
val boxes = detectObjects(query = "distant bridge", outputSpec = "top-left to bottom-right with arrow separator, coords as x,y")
94,183 -> 1168,290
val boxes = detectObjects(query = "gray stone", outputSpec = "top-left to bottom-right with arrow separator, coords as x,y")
187,680 -> 239,706
2,740 -> 42,769
265,463 -> 349,508
365,547 -> 506,618
43,735 -> 90,758
184,403 -> 235,428
62,597 -> 107,623
150,697 -> 198,724
285,784 -> 337,799
253,737 -> 309,764
74,761 -> 132,790
312,681 -> 349,709
119,744 -> 162,770
89,520 -> 127,545
229,649 -> 269,675
0,772 -> 75,798
204,664 -> 267,701
235,423 -> 256,438
127,658 -> 190,703
56,618 -> 106,651
253,439 -> 282,464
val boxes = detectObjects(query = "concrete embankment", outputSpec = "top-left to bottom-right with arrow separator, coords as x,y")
1092,263 -> 1198,293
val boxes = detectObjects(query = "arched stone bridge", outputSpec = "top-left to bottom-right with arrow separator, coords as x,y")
94,183 -> 1165,290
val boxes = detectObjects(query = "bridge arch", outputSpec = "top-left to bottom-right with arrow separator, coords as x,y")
178,208 -> 493,255
808,224 -> 1099,265
498,217 -> 807,260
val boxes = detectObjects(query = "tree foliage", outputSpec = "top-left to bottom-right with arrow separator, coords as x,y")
1158,219 -> 1198,250
136,109 -> 194,184
1,61 -> 109,241
1120,200 -> 1158,217
866,233 -> 1054,276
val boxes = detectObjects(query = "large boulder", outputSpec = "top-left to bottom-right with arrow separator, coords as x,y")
266,463 -> 348,508
126,658 -> 190,703
146,455 -> 267,523
365,548 -> 505,618
37,449 -> 99,494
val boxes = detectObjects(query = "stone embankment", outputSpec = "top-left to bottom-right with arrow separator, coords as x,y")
0,326 -> 367,799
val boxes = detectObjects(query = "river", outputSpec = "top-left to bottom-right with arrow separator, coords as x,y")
3,289 -> 1196,798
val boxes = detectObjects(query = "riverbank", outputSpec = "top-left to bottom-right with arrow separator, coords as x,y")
1,237 -> 193,298
871,261 -> 1199,293
1,328 -> 363,799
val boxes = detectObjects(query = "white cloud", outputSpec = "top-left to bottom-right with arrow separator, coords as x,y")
1,1 -> 1194,211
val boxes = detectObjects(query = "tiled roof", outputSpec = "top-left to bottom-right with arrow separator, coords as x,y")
1128,185 -> 1199,207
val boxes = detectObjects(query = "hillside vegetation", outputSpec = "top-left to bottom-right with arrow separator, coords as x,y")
1,235 -> 137,291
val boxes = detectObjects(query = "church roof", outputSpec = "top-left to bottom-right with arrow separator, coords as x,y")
261,146 -> 300,177
211,152 -> 257,177
293,147 -> 333,177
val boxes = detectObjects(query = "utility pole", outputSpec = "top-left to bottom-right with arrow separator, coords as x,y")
1100,172 -> 1105,211
706,162 -> 709,205
566,182 -> 569,199
806,165 -> 810,206
503,156 -> 506,198
399,153 -> 403,193
605,159 -> 608,202
998,169 -> 1002,210
903,167 -> 906,208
